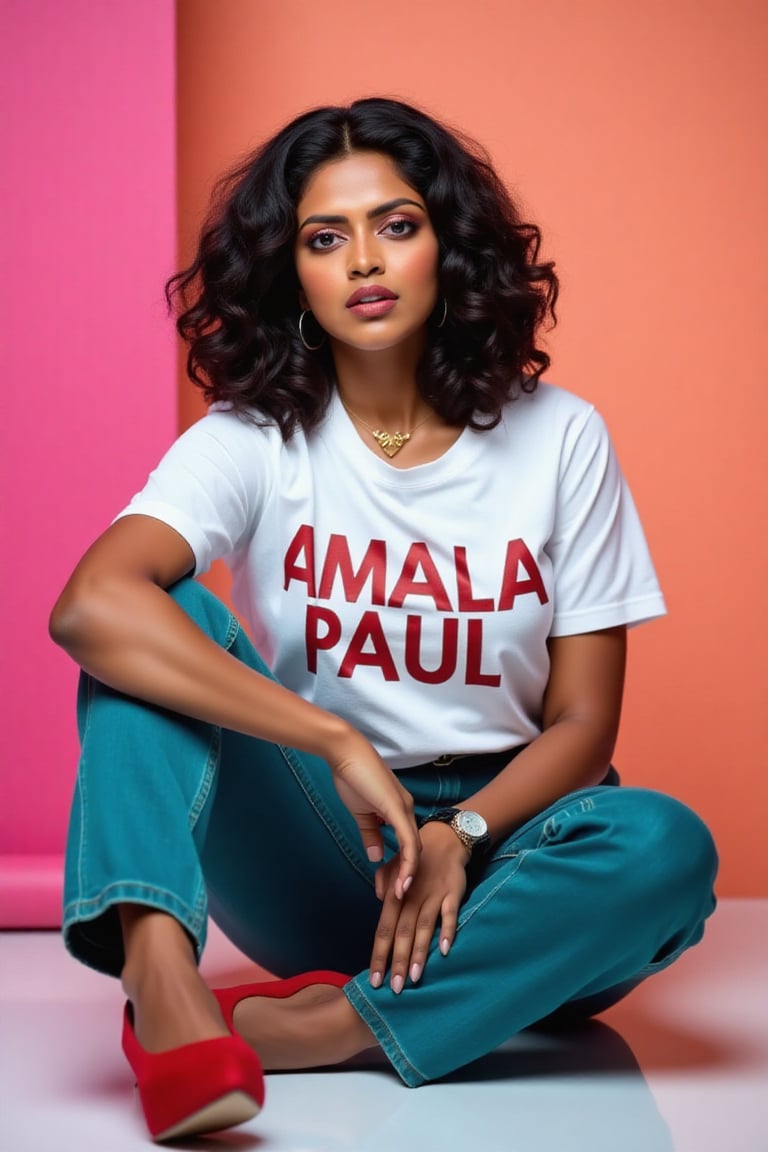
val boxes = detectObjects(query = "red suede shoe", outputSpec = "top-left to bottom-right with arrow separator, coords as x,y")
213,970 -> 350,1031
122,1003 -> 265,1142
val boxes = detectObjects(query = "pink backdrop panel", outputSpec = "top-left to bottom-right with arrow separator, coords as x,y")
0,0 -> 176,924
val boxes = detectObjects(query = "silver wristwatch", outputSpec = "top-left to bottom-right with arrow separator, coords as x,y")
421,807 -> 491,857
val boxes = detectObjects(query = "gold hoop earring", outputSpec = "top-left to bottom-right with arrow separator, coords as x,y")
434,297 -> 448,329
298,309 -> 326,351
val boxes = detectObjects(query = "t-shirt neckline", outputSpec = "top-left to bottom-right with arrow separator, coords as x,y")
322,389 -> 481,489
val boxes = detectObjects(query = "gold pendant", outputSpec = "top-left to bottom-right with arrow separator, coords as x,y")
372,430 -> 410,458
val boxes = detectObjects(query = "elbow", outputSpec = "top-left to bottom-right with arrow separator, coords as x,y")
49,571 -> 112,657
49,583 -> 90,654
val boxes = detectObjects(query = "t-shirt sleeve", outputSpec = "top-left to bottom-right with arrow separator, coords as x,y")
113,408 -> 272,575
547,407 -> 666,636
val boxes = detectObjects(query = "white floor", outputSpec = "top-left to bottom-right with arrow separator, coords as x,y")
1,900 -> 765,1152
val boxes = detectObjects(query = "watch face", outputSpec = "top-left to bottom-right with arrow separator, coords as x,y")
457,811 -> 488,838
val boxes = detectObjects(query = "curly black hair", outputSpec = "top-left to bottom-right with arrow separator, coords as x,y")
167,97 -> 558,439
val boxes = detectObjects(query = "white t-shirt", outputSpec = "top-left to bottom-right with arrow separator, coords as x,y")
116,384 -> 666,770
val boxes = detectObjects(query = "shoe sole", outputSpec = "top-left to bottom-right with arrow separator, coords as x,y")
153,1091 -> 261,1142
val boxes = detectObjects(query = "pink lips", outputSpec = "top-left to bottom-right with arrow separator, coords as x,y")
345,285 -> 398,308
345,286 -> 398,320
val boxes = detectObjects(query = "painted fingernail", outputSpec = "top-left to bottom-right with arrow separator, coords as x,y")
440,937 -> 451,956
392,974 -> 404,994
402,876 -> 413,893
410,962 -> 422,984
367,845 -> 383,862
370,970 -> 383,988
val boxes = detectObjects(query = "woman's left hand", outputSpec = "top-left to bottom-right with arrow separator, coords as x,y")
369,821 -> 470,993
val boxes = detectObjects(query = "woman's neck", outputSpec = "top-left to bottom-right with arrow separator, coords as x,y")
330,335 -> 430,428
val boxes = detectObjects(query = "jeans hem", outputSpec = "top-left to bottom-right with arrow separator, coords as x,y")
344,979 -> 427,1088
62,881 -> 209,976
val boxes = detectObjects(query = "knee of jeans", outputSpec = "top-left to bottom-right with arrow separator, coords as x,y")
167,577 -> 237,645
625,790 -> 718,912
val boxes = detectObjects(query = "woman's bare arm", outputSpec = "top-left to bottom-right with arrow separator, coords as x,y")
50,515 -> 420,890
462,625 -> 628,840
365,625 -> 628,990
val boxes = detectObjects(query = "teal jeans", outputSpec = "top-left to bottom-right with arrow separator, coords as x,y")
63,579 -> 718,1087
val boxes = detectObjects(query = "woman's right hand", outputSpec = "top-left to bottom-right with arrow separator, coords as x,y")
327,731 -> 421,899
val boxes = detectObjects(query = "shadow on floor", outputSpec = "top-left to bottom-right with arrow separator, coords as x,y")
274,1021 -> 676,1152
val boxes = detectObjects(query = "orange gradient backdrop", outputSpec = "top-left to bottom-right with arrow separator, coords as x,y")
177,0 -> 768,896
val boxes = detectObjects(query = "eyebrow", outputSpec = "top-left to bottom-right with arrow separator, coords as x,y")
298,197 -> 425,231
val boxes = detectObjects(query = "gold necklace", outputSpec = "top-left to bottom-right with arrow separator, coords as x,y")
340,399 -> 434,458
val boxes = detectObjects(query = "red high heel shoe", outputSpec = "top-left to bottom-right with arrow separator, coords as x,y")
122,1003 -> 265,1142
213,970 -> 350,1031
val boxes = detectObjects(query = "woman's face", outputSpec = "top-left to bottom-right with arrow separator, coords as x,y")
294,151 -> 440,353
